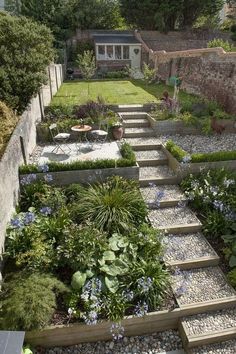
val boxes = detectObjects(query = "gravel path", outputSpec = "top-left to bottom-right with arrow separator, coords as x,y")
140,166 -> 175,179
163,233 -> 217,262
148,207 -> 200,228
134,150 -> 166,160
190,339 -> 236,354
171,267 -> 236,305
41,330 -> 183,354
160,134 -> 236,154
182,308 -> 236,336
140,185 -> 185,204
124,127 -> 154,134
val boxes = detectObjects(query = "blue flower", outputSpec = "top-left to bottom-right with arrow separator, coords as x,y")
10,217 -> 23,229
177,200 -> 187,208
122,290 -> 134,302
20,174 -> 37,186
82,310 -> 98,325
213,200 -> 224,212
134,301 -> 148,317
137,277 -> 153,293
175,284 -> 187,297
110,322 -> 124,340
44,174 -> 53,183
38,164 -> 49,173
182,155 -> 192,164
148,182 -> 156,188
24,212 -> 35,225
40,206 -> 52,216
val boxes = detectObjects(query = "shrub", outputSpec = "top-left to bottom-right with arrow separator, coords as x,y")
63,183 -> 85,202
0,101 -> 18,158
165,140 -> 187,162
191,151 -> 236,163
228,268 -> 236,288
75,99 -> 108,122
72,176 -> 147,234
0,12 -> 54,113
105,71 -> 128,79
207,38 -> 233,52
0,272 -> 68,330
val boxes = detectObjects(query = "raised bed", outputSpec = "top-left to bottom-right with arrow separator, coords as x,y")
146,114 -> 236,135
20,163 -> 139,186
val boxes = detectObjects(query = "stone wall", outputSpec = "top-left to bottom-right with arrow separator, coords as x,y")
139,30 -> 231,52
151,48 -> 236,114
0,64 -> 63,253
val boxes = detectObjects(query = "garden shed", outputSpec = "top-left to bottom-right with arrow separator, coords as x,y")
92,31 -> 142,73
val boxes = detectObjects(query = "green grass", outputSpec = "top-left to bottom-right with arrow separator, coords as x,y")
51,79 -> 196,106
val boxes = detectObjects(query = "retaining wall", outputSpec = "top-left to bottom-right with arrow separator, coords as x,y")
0,64 -> 63,253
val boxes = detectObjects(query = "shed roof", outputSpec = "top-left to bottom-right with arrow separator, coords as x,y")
93,34 -> 141,44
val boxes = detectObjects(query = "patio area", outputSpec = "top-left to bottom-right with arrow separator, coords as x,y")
29,141 -> 121,165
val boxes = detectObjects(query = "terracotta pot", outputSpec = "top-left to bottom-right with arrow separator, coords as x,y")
112,126 -> 124,140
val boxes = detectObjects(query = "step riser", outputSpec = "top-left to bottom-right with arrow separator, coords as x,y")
147,200 -> 187,209
132,144 -> 163,151
123,122 -> 150,128
137,159 -> 168,167
120,114 -> 148,119
116,107 -> 147,112
188,330 -> 236,349
124,132 -> 155,138
167,257 -> 220,270
159,224 -> 202,234
139,177 -> 179,187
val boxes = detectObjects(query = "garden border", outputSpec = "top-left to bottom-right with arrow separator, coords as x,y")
20,164 -> 139,186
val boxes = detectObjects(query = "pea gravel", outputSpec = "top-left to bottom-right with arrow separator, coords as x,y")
40,330 -> 183,354
134,150 -> 166,160
125,137 -> 162,145
148,207 -> 200,228
161,134 -> 236,154
140,166 -> 175,179
190,339 -> 236,354
182,308 -> 236,336
172,267 -> 236,305
163,233 -> 217,262
140,185 -> 185,205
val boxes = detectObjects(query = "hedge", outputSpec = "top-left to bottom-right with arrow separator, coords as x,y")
166,140 -> 236,163
19,143 -> 136,174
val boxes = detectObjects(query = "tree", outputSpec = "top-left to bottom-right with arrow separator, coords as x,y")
71,0 -> 123,29
120,0 -> 224,31
76,50 -> 96,94
0,12 -> 54,113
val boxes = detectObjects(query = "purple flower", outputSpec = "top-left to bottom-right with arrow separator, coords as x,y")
24,212 -> 35,225
44,174 -> 53,183
174,267 -> 182,276
10,217 -> 23,229
110,322 -> 124,340
134,301 -> 148,317
40,206 -> 52,216
38,164 -> 49,173
175,284 -> 187,297
20,174 -> 37,186
213,200 -> 224,212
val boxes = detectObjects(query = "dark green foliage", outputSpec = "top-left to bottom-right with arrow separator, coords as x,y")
165,140 -> 187,161
44,105 -> 77,120
105,71 -> 128,79
63,183 -> 85,202
72,176 -> 147,234
228,268 -> 236,288
0,272 -> 68,330
0,12 -> 54,113
120,0 -> 224,31
67,41 -> 95,63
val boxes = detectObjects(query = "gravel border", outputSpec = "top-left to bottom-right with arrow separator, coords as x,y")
160,134 -> 236,154
182,307 -> 236,336
148,207 -> 200,228
171,267 -> 236,305
190,339 -> 236,354
41,330 -> 183,354
163,233 -> 217,262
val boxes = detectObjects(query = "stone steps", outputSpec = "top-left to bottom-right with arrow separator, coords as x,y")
119,112 -> 148,119
135,149 -> 168,166
124,127 -> 155,138
125,137 -> 163,146
123,119 -> 150,128
180,308 -> 236,350
163,233 -> 219,270
116,105 -> 147,112
140,185 -> 186,209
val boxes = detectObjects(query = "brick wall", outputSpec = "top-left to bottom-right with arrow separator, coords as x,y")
153,49 -> 236,114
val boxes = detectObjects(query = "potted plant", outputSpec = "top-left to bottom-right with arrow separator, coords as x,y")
111,121 -> 124,140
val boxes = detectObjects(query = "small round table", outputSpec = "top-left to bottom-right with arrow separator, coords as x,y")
71,125 -> 92,152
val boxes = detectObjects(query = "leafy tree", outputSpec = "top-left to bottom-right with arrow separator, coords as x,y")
71,0 -> 123,29
76,50 -> 96,93
20,0 -> 75,43
143,63 -> 156,85
207,38 -> 233,51
120,0 -> 224,31
0,12 -> 54,113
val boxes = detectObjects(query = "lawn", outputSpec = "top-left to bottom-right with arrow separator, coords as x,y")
51,79 -> 195,106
